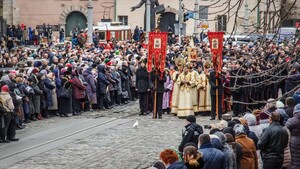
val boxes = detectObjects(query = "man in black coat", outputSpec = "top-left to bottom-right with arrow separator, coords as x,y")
230,61 -> 245,117
150,68 -> 166,119
258,111 -> 288,169
136,61 -> 150,115
178,115 -> 203,153
209,70 -> 224,120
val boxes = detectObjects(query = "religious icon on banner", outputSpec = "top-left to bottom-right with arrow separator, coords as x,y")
154,38 -> 161,49
212,39 -> 218,49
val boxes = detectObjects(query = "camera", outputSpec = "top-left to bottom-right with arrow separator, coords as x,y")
204,125 -> 212,129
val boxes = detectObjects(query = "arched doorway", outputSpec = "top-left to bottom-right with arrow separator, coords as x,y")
66,12 -> 87,37
159,12 -> 176,33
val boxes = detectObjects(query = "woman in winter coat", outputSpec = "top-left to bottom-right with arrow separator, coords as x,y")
111,66 -> 122,105
83,67 -> 96,110
0,85 -> 15,142
286,104 -> 300,169
59,70 -> 72,117
160,149 -> 187,169
29,77 -> 43,120
234,124 -> 258,169
47,73 -> 58,115
118,65 -> 129,104
183,146 -> 204,169
97,65 -> 110,110
72,71 -> 86,115
163,69 -> 173,114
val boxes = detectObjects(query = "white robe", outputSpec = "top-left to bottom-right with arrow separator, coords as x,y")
197,73 -> 211,112
171,71 -> 180,114
177,72 -> 194,117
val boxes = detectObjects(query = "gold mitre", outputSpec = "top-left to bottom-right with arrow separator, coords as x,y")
175,57 -> 185,68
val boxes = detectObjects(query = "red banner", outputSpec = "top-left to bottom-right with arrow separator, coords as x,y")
207,32 -> 224,73
148,32 -> 168,73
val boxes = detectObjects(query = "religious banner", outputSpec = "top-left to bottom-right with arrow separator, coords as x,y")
148,32 -> 168,73
207,32 -> 224,73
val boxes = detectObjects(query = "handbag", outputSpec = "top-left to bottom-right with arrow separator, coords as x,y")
0,98 -> 7,115
60,80 -> 71,98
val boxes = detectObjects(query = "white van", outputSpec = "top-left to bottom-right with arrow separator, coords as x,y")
203,34 -> 251,46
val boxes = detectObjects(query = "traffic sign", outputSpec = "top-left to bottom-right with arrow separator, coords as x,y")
198,20 -> 209,30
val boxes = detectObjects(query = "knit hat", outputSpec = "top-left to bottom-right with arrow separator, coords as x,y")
294,103 -> 300,114
239,118 -> 248,126
214,131 -> 227,144
276,109 -> 289,126
104,58 -> 110,64
222,127 -> 236,139
224,133 -> 235,143
32,68 -> 39,74
227,121 -> 237,128
186,115 -> 196,123
40,69 -> 48,75
106,61 -> 112,66
66,63 -> 72,68
234,124 -> 246,135
1,85 -> 9,92
276,101 -> 285,109
243,113 -> 257,126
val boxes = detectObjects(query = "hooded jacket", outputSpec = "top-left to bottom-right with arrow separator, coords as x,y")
286,111 -> 300,169
167,161 -> 188,169
97,65 -> 110,95
178,123 -> 203,152
0,92 -> 14,112
83,67 -> 96,98
199,142 -> 225,169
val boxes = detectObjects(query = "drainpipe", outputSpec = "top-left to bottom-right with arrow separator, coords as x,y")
114,0 -> 117,21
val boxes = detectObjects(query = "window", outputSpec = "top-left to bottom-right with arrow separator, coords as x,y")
98,32 -> 105,40
118,16 -> 128,25
199,5 -> 208,20
217,15 -> 227,32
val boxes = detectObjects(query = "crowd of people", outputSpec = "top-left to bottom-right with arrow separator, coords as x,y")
0,23 -> 300,169
155,96 -> 300,169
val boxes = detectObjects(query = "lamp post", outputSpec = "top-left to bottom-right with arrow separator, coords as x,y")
193,0 -> 199,38
87,0 -> 93,44
178,0 -> 182,44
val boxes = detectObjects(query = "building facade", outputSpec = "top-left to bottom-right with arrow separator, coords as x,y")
1,0 -> 115,37
281,0 -> 300,27
116,0 -> 281,35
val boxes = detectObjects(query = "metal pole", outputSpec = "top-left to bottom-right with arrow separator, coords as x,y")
194,0 -> 199,38
257,0 -> 260,31
87,0 -> 93,44
114,0 -> 117,21
146,0 -> 151,32
244,0 -> 249,32
178,0 -> 182,44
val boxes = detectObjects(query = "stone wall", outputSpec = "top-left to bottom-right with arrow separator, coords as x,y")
3,0 -> 13,25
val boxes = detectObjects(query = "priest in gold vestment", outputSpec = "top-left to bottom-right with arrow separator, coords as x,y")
170,70 -> 180,115
171,59 -> 184,115
188,63 -> 199,112
197,65 -> 211,112
177,66 -> 195,117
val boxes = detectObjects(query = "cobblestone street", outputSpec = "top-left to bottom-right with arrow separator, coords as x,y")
1,101 -> 214,169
